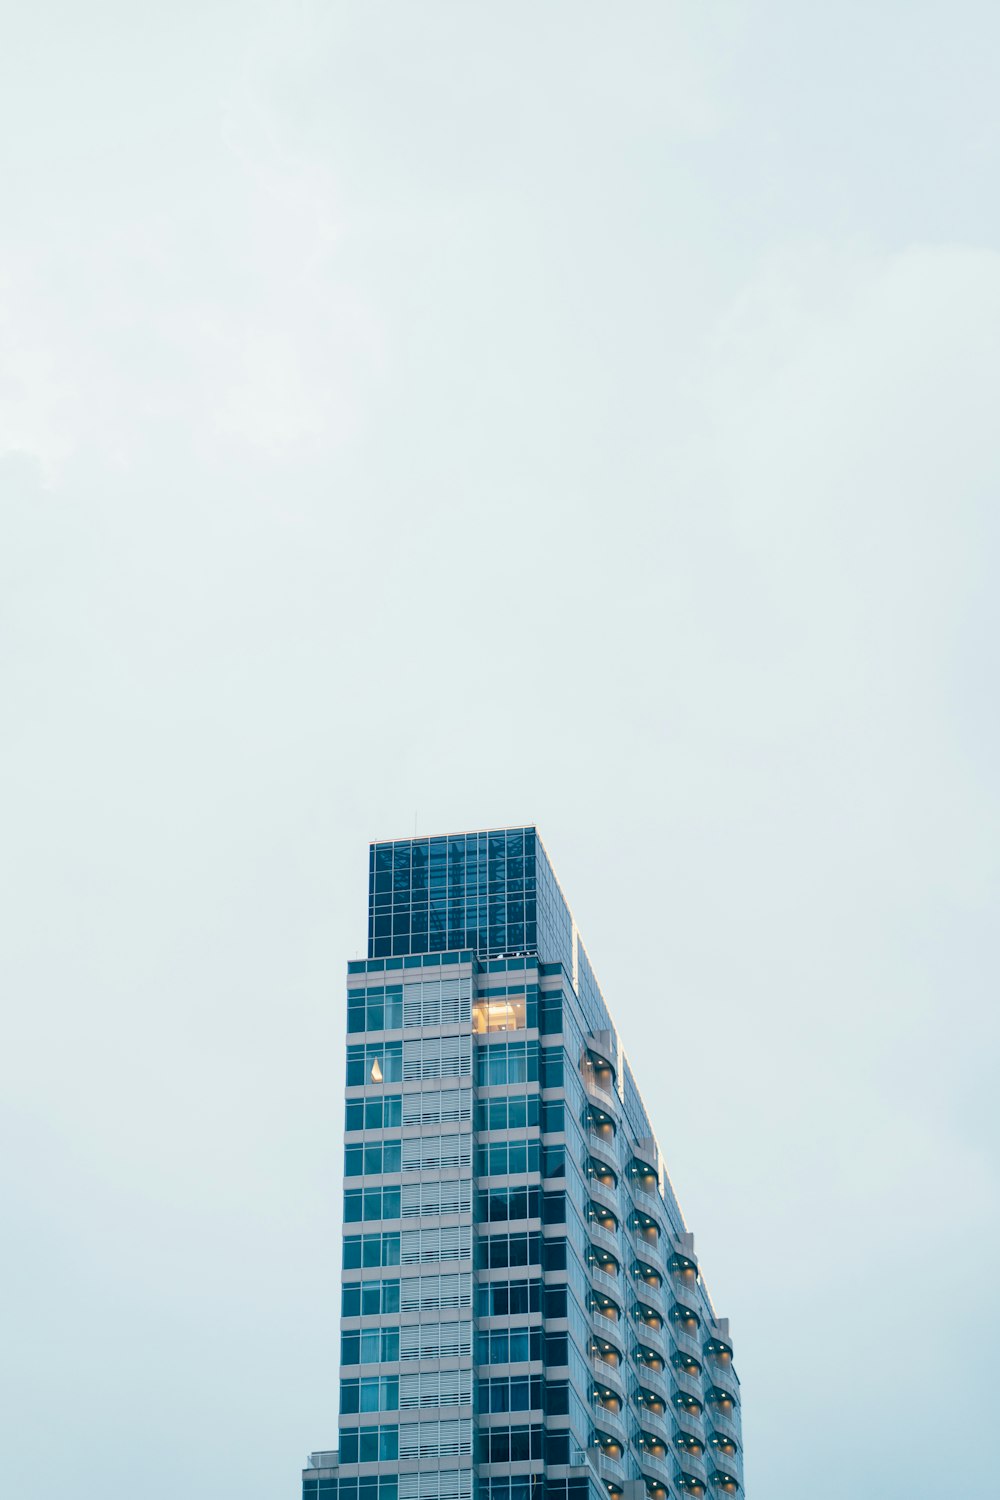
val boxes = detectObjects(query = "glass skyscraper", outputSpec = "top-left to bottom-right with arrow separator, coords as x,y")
302,826 -> 744,1500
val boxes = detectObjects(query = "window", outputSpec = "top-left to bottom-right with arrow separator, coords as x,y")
475,1095 -> 540,1132
540,1047 -> 563,1088
541,1100 -> 564,1134
544,1380 -> 568,1415
475,1041 -> 539,1087
347,986 -> 403,1034
543,1284 -> 567,1319
476,1327 -> 542,1365
338,1426 -> 398,1464
544,1431 -> 570,1465
344,1186 -> 401,1223
346,1042 -> 402,1087
542,1146 -> 565,1178
477,1482 -> 544,1500
539,994 -> 562,1035
342,1232 -> 400,1269
341,1328 -> 399,1365
544,1333 -> 568,1365
475,1140 -> 540,1176
476,1186 -> 541,1224
542,1238 -> 567,1270
304,1478 -> 398,1500
340,1375 -> 399,1414
341,1278 -> 399,1317
345,1141 -> 402,1176
476,1424 -> 543,1463
346,1095 -> 402,1132
473,993 -> 527,1033
477,1375 -> 542,1413
476,1232 -> 541,1269
543,1192 -> 566,1224
475,1278 -> 542,1317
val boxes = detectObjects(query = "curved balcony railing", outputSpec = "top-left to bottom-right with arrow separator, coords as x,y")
670,1276 -> 701,1312
637,1450 -> 671,1483
670,1324 -> 702,1362
709,1450 -> 742,1490
672,1367 -> 703,1402
589,1132 -> 619,1171
590,1220 -> 620,1256
584,1074 -> 619,1115
705,1361 -> 739,1398
589,1175 -> 619,1213
635,1403 -> 671,1443
591,1265 -> 620,1297
678,1450 -> 708,1486
591,1349 -> 626,1394
636,1362 -> 671,1405
591,1402 -> 627,1443
632,1277 -> 666,1317
631,1182 -> 663,1215
706,1407 -> 740,1445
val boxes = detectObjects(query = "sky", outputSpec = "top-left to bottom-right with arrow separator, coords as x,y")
2,2 -> 999,1496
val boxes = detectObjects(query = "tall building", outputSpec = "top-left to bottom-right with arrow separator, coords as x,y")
302,826 -> 744,1500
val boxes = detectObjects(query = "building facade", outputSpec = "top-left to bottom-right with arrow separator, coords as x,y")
302,826 -> 744,1500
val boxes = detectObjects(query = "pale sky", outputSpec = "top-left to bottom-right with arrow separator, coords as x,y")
2,4 -> 999,1497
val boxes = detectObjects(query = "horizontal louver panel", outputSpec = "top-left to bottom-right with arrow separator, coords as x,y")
400,1224 -> 471,1265
401,1089 -> 472,1127
402,1132 -> 472,1172
399,1471 -> 472,1500
401,1180 -> 471,1218
400,1321 -> 472,1360
403,1035 -> 472,1082
399,1369 -> 472,1409
402,978 -> 472,1028
399,1272 -> 472,1312
398,1419 -> 473,1459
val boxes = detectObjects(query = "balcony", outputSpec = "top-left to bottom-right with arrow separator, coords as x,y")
705,1363 -> 739,1402
674,1428 -> 706,1465
584,1072 -> 619,1116
707,1442 -> 742,1488
590,1292 -> 622,1331
672,1390 -> 704,1429
637,1446 -> 671,1483
591,1265 -> 619,1298
678,1450 -> 708,1486
670,1323 -> 701,1362
632,1276 -> 666,1317
631,1183 -> 662,1217
589,1174 -> 619,1214
709,1468 -> 740,1495
634,1325 -> 669,1370
635,1401 -> 670,1443
589,1219 -> 620,1256
588,1121 -> 619,1169
591,1401 -> 627,1444
671,1367 -> 703,1403
591,1334 -> 625,1377
706,1406 -> 739,1445
670,1276 -> 701,1312
670,1304 -> 702,1348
